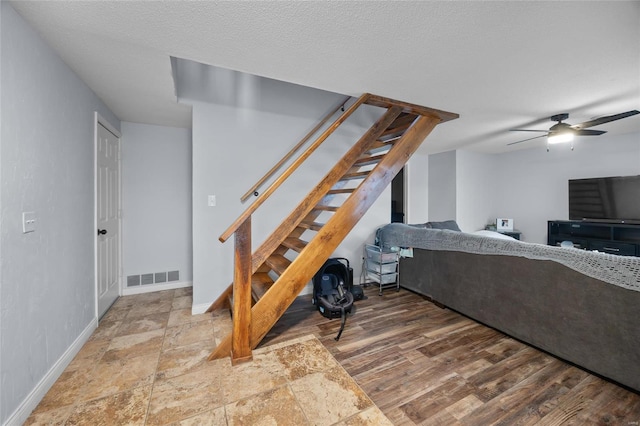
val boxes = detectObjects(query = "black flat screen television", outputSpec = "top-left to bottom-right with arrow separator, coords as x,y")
569,175 -> 640,224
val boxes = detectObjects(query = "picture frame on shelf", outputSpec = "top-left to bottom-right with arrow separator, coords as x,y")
496,218 -> 514,231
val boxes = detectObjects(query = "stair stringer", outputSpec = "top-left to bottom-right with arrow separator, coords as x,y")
205,106 -> 403,314
209,114 -> 441,360
248,106 -> 404,274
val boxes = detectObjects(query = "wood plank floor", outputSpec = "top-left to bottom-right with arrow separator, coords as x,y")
261,285 -> 640,425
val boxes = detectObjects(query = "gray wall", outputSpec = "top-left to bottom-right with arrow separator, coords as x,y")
493,133 -> 640,243
427,133 -> 640,242
174,60 -> 389,310
456,150 -> 497,232
428,150 -> 457,221
405,152 -> 430,224
121,122 -> 193,287
0,3 -> 120,423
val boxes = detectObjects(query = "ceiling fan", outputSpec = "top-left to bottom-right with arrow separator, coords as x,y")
508,110 -> 640,146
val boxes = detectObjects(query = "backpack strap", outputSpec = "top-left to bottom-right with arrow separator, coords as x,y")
334,306 -> 347,341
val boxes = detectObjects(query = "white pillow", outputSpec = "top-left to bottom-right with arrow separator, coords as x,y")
472,230 -> 517,240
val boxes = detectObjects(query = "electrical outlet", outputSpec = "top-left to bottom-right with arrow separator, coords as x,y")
208,195 -> 216,207
22,212 -> 36,233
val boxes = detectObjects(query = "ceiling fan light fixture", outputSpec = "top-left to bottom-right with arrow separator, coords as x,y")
509,110 -> 639,148
547,132 -> 574,144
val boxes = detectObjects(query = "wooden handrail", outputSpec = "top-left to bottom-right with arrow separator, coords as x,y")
218,93 -> 370,243
240,96 -> 352,202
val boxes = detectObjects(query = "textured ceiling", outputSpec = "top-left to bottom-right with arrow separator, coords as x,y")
10,1 -> 640,153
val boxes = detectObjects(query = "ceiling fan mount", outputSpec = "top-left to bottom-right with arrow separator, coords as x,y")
508,109 -> 640,146
549,113 -> 569,123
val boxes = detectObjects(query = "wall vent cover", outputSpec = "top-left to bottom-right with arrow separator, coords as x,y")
141,273 -> 154,285
128,270 -> 180,286
127,275 -> 141,287
168,270 -> 179,282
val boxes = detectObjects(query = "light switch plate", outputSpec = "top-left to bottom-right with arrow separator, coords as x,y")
22,212 -> 36,233
208,195 -> 216,207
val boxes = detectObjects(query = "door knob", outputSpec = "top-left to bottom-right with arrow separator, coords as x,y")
98,229 -> 107,235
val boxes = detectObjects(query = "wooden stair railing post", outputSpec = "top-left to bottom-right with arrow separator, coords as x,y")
231,217 -> 252,364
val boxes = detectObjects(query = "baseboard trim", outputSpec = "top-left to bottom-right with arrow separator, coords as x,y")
3,318 -> 98,426
122,280 -> 192,296
191,283 -> 313,316
191,302 -> 211,315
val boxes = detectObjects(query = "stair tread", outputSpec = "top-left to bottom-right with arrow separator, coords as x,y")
355,153 -> 386,167
251,273 -> 274,300
298,221 -> 324,231
282,237 -> 308,253
314,205 -> 339,212
376,115 -> 416,141
340,171 -> 370,181
327,188 -> 355,195
265,254 -> 291,276
366,141 -> 396,154
371,139 -> 397,148
388,113 -> 418,129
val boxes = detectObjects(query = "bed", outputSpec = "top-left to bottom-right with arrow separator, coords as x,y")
375,222 -> 640,392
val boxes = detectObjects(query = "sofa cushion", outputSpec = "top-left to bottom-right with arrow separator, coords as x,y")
426,220 -> 461,232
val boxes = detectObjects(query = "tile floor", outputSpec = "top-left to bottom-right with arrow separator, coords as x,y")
25,288 -> 390,425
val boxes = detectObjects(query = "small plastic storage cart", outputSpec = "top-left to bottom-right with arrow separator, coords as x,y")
364,244 -> 400,295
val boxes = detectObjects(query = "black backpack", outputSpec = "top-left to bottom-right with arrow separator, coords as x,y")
312,258 -> 355,340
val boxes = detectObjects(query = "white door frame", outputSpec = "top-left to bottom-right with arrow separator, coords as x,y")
94,112 -> 122,320
402,163 -> 409,223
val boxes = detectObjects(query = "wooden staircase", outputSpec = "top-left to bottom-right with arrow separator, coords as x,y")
205,93 -> 458,364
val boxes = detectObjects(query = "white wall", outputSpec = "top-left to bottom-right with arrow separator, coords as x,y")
427,134 -> 640,243
456,150 -> 498,232
175,61 -> 388,309
189,101 -> 388,309
0,3 -> 120,424
121,122 -> 192,286
428,150 -> 456,221
406,152 -> 429,224
493,133 -> 640,243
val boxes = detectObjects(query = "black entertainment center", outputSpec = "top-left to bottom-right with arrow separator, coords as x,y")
548,221 -> 640,257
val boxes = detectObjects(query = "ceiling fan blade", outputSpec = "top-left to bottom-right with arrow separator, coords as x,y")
575,129 -> 606,136
573,110 -> 640,129
507,134 -> 548,145
509,129 -> 548,132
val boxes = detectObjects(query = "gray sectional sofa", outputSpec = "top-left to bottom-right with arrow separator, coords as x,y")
375,223 -> 640,392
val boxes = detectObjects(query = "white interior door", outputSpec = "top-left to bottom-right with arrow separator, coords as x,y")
96,121 -> 121,318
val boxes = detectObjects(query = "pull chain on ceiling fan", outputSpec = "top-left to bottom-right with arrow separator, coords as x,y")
508,110 -> 640,146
